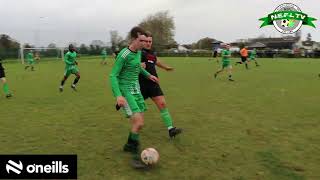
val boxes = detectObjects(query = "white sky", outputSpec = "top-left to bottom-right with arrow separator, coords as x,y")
0,0 -> 319,47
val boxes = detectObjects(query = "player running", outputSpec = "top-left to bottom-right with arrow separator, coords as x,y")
25,50 -> 35,71
139,31 -> 182,138
59,44 -> 80,92
236,46 -> 249,69
101,48 -> 107,65
249,48 -> 259,67
214,44 -> 234,81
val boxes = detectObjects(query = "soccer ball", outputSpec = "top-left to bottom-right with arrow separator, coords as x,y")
281,19 -> 290,27
140,148 -> 159,165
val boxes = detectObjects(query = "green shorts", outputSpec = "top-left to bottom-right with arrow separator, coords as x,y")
121,90 -> 146,118
250,57 -> 256,60
27,60 -> 35,65
64,65 -> 79,77
222,61 -> 231,68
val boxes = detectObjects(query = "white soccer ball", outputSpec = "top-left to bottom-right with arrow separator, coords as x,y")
140,148 -> 159,165
281,19 -> 290,27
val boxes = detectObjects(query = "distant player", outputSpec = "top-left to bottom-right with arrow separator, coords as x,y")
25,50 -> 35,71
112,47 -> 120,59
213,50 -> 218,58
214,50 -> 219,63
101,48 -> 107,65
249,48 -> 259,67
214,44 -> 234,81
236,46 -> 249,69
59,44 -> 80,92
209,50 -> 219,63
139,31 -> 182,138
0,59 -> 12,98
110,27 -> 158,169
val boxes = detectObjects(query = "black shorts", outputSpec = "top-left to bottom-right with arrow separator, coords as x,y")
241,56 -> 247,62
0,68 -> 5,78
140,82 -> 164,100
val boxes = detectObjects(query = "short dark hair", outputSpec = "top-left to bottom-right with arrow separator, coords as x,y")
145,31 -> 152,37
130,26 -> 146,39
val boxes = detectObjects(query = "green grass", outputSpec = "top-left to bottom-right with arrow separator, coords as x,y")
1,57 -> 320,180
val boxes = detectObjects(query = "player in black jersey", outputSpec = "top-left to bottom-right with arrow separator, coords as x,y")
0,59 -> 12,98
112,47 -> 120,59
139,31 -> 182,138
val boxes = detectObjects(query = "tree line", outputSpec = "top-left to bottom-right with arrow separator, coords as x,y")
0,10 -> 219,59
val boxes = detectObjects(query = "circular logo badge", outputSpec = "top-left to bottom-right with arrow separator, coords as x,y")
273,3 -> 303,34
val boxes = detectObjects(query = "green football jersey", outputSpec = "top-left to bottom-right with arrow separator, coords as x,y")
221,49 -> 231,62
250,49 -> 257,58
110,47 -> 150,97
64,51 -> 77,66
27,52 -> 34,61
101,50 -> 107,56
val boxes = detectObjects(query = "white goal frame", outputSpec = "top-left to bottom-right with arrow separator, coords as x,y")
20,47 -> 65,64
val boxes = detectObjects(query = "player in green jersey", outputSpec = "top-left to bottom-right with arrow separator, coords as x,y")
249,48 -> 259,67
214,44 -> 234,81
59,44 -> 80,92
101,48 -> 107,65
0,59 -> 12,98
25,50 -> 35,71
110,27 -> 158,169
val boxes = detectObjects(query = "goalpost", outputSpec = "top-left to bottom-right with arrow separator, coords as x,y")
20,46 -> 65,64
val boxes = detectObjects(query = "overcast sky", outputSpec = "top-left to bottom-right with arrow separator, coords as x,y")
0,0 -> 319,47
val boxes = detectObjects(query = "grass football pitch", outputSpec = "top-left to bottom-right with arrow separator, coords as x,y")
1,57 -> 320,180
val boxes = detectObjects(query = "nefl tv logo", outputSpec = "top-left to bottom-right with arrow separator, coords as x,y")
6,160 -> 69,174
259,3 -> 317,34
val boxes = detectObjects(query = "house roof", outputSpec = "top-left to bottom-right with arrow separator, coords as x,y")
302,41 -> 314,46
248,42 -> 266,48
211,40 -> 223,44
250,36 -> 300,43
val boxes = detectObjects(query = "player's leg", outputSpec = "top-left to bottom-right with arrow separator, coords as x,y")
101,57 -> 107,65
214,65 -> 225,78
31,61 -> 35,71
148,84 -> 181,137
129,112 -> 149,169
244,57 -> 249,69
227,65 -> 234,81
70,66 -> 80,91
59,70 -> 70,92
1,77 -> 12,98
254,59 -> 259,66
123,93 -> 145,154
121,93 -> 149,169
71,71 -> 80,91
24,63 -> 30,70
124,112 -> 144,153
101,57 -> 104,64
236,57 -> 244,65
151,94 -> 182,138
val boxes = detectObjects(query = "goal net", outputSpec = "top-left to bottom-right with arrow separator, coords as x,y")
20,47 -> 65,64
